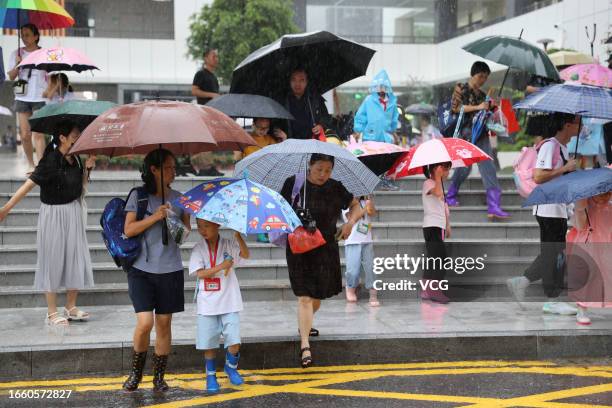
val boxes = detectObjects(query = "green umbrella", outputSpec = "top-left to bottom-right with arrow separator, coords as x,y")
463,31 -> 560,96
29,100 -> 116,134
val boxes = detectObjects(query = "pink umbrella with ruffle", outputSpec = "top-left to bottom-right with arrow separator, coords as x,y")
560,64 -> 612,89
17,46 -> 98,73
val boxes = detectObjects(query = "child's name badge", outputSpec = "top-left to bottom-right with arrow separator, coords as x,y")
203,277 -> 221,292
356,221 -> 370,235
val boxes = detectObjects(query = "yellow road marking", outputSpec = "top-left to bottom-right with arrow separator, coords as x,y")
1,361 -> 610,408
462,383 -> 612,408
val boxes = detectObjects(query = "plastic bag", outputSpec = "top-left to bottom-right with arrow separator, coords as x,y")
166,209 -> 190,245
288,226 -> 326,254
486,106 -> 509,139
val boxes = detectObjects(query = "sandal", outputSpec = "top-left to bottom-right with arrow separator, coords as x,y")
45,312 -> 69,326
300,347 -> 313,369
298,328 -> 320,337
64,307 -> 90,321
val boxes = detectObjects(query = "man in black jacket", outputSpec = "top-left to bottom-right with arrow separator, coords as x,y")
274,68 -> 331,140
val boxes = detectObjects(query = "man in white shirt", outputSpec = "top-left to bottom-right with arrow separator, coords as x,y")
507,112 -> 579,315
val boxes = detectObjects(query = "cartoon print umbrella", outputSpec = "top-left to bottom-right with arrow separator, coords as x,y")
560,64 -> 612,89
386,138 -> 491,179
173,178 -> 301,235
17,46 -> 99,73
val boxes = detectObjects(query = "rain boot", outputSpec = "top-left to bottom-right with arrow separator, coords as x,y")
205,358 -> 220,392
224,350 -> 244,385
445,183 -> 460,207
486,188 -> 510,220
152,353 -> 169,392
123,350 -> 147,391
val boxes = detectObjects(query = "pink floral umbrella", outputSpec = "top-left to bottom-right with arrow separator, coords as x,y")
387,138 -> 491,179
560,64 -> 612,89
17,46 -> 98,73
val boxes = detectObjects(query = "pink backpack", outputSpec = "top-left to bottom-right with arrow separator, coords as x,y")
513,139 -> 562,198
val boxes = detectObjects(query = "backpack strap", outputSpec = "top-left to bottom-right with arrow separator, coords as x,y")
134,187 -> 150,221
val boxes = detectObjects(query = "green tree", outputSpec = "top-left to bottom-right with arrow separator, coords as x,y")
187,0 -> 299,85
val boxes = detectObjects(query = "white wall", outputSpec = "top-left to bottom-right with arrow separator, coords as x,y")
1,0 -> 211,85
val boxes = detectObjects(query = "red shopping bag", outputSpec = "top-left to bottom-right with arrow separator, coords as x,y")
500,98 -> 520,133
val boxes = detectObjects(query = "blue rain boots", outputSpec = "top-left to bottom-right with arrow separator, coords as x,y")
205,358 -> 220,393
224,350 -> 244,385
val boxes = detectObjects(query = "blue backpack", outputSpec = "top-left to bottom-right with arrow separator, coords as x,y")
100,187 -> 149,270
437,99 -> 464,138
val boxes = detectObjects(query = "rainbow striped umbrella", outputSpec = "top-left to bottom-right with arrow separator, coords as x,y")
0,0 -> 74,30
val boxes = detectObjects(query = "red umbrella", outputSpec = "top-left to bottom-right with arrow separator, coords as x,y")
386,138 -> 491,179
70,99 -> 256,243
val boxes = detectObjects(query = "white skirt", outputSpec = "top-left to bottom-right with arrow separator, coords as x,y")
34,200 -> 94,292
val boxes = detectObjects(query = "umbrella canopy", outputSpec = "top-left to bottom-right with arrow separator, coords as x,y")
462,35 -> 560,81
206,94 -> 294,120
0,106 -> 12,116
405,103 -> 436,115
0,0 -> 74,29
346,141 -> 407,176
233,139 -> 380,196
523,168 -> 612,207
548,50 -> 594,67
173,178 -> 301,235
29,100 -> 116,134
386,138 -> 491,179
560,64 -> 612,89
230,31 -> 376,97
69,100 -> 256,157
513,83 -> 612,120
17,47 -> 98,73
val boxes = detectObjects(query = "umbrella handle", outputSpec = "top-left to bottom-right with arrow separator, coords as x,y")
159,144 -> 169,246
573,119 -> 582,160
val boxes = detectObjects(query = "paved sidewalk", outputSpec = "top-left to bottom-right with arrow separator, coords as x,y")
2,300 -> 611,351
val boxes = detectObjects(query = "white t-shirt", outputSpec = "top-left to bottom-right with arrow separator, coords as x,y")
8,48 -> 47,102
189,237 -> 244,316
422,179 -> 449,229
47,91 -> 74,105
342,199 -> 373,244
533,138 -> 568,219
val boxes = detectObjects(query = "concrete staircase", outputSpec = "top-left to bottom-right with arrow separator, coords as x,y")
0,175 -> 537,308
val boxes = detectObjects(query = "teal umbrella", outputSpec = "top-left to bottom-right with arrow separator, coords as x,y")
463,31 -> 560,96
29,100 -> 116,134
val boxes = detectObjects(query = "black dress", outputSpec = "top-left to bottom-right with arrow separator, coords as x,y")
281,176 -> 353,299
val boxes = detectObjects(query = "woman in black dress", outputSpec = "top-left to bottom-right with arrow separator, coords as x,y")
281,154 -> 361,368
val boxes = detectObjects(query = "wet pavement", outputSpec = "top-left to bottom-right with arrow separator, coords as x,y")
0,359 -> 610,407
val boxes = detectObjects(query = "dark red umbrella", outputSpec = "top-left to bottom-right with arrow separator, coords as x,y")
70,100 -> 256,244
70,100 -> 255,156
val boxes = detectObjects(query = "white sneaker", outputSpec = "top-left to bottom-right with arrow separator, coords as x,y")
576,307 -> 591,325
542,301 -> 578,315
506,277 -> 529,303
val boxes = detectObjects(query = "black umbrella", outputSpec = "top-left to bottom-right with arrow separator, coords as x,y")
206,94 -> 294,120
230,31 -> 376,97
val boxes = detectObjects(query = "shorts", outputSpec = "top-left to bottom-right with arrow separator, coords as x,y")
14,100 -> 46,114
127,267 -> 184,314
196,312 -> 241,350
